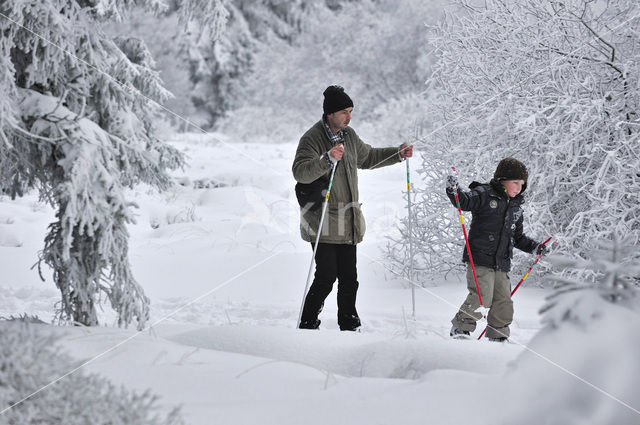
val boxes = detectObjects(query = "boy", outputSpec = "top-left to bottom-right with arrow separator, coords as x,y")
445,157 -> 547,341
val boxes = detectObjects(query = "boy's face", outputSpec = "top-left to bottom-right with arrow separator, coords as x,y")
501,179 -> 525,198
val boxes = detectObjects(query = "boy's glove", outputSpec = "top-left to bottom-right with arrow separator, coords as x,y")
446,175 -> 458,190
536,243 -> 549,256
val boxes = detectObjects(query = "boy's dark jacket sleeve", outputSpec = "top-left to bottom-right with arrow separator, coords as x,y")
446,182 -> 485,212
513,213 -> 538,254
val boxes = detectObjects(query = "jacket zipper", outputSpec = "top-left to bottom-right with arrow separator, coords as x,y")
495,196 -> 510,268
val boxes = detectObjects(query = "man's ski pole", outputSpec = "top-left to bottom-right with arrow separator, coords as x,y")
297,157 -> 339,328
477,236 -> 552,340
451,166 -> 483,307
406,158 -> 416,319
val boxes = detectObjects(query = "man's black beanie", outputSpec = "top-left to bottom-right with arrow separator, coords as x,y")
323,85 -> 353,115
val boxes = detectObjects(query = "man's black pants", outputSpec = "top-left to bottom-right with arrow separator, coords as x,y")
299,243 -> 361,330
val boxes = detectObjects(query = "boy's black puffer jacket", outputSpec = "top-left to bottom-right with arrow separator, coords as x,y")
446,179 -> 538,272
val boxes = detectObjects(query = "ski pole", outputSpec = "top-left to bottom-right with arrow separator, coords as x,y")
451,166 -> 483,307
477,236 -> 552,340
406,158 -> 415,319
297,154 -> 340,328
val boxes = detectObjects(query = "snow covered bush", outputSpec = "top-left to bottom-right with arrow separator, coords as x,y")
541,236 -> 640,325
495,238 -> 640,424
0,322 -> 185,425
0,0 -> 226,327
388,0 -> 640,282
386,155 -> 458,283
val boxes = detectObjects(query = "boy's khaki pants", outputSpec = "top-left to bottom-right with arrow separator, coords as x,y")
451,265 -> 513,339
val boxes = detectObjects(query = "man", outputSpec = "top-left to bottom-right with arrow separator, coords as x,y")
292,85 -> 413,331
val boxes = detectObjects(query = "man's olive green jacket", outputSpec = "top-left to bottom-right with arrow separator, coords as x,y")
292,120 -> 401,245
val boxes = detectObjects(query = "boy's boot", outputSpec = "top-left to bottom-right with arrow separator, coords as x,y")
450,326 -> 470,339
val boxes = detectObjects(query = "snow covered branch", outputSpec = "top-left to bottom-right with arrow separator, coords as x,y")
0,0 -> 228,327
387,0 -> 640,283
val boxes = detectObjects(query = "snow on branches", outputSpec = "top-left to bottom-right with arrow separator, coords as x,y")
0,0 -> 226,327
0,322 -> 185,424
541,236 -> 640,328
388,0 -> 640,283
18,90 -> 151,328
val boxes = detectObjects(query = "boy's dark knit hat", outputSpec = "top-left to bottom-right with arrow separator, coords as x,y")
494,157 -> 528,182
323,85 -> 353,115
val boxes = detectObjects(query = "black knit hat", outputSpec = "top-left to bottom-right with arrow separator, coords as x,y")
323,85 -> 353,115
494,157 -> 528,182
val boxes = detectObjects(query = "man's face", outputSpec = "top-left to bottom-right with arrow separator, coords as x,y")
501,179 -> 525,198
327,107 -> 353,131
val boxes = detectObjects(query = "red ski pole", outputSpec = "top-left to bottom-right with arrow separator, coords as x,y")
451,166 -> 483,307
477,236 -> 552,340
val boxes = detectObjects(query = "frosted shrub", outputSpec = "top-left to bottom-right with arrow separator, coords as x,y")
386,155 -> 461,283
388,0 -> 640,283
541,236 -> 640,327
0,322 -> 184,425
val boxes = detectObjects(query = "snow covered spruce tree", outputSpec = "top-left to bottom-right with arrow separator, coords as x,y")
541,236 -> 640,327
185,0 -> 326,127
388,0 -> 640,282
0,322 -> 185,424
0,0 -> 226,328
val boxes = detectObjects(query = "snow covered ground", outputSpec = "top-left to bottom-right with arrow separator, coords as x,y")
1,133 -> 639,424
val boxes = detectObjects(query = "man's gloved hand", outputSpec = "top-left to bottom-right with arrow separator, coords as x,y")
446,175 -> 458,190
536,243 -> 549,256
